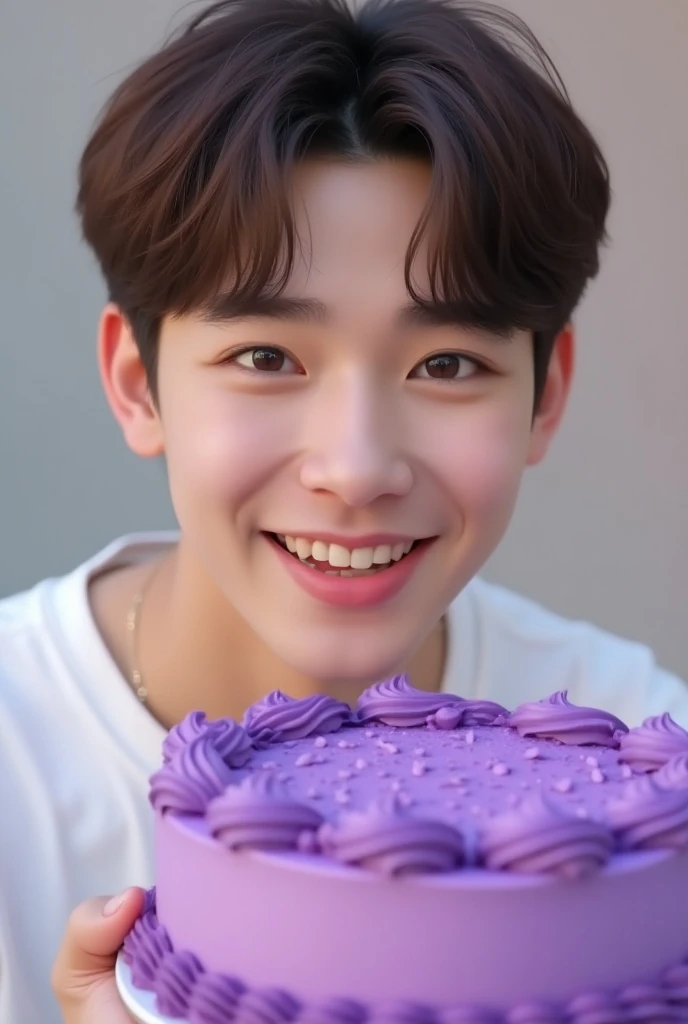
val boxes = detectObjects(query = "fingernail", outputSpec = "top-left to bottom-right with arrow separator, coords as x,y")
103,889 -> 130,917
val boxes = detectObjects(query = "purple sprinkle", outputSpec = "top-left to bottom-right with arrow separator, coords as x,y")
586,756 -> 600,768
277,773 -> 291,783
575,807 -> 589,819
307,788 -> 321,799
492,763 -> 510,777
261,761 -> 277,770
295,753 -> 315,768
314,737 -> 328,749
465,730 -> 475,745
397,792 -> 414,807
621,765 -> 633,779
334,788 -> 351,805
411,760 -> 427,777
338,740 -> 356,749
552,778 -> 573,794
524,747 -> 540,760
390,780 -> 402,793
338,769 -> 353,781
591,768 -> 606,784
377,740 -> 399,754
441,775 -> 465,788
354,758 -> 368,771
364,730 -> 375,738
413,748 -> 426,757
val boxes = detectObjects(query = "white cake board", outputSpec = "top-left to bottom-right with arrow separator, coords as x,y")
115,953 -> 188,1024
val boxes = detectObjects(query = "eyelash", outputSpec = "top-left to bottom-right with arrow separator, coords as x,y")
221,346 -> 490,381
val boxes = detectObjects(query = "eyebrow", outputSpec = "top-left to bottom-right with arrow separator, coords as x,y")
199,293 -> 516,340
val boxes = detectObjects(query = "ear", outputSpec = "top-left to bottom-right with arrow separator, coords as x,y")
98,303 -> 164,458
526,324 -> 575,467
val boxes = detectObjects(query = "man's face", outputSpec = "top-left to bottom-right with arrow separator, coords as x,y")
153,158 -> 563,682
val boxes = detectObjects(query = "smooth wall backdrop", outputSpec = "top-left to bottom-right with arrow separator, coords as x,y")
1,0 -> 686,678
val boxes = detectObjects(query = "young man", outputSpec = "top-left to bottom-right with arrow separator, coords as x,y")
0,0 -> 684,1020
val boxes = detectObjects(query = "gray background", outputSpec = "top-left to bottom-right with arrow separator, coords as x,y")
1,0 -> 686,678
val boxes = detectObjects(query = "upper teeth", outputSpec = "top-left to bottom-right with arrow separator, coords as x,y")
279,536 -> 414,569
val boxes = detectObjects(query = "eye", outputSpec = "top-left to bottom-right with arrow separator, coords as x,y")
411,353 -> 483,381
230,346 -> 299,373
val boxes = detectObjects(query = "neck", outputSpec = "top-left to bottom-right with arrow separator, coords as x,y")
97,543 -> 447,730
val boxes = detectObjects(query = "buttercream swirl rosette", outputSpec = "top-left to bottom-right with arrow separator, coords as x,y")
356,674 -> 507,728
243,690 -> 355,744
617,713 -> 688,774
605,776 -> 688,852
507,691 -> 628,747
162,710 -> 253,767
655,754 -> 688,791
318,796 -> 466,875
149,733 -> 236,815
207,773 -> 324,851
478,794 -> 614,879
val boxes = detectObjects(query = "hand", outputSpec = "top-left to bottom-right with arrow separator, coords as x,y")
51,888 -> 145,1022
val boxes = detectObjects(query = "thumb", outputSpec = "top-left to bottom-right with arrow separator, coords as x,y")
52,888 -> 145,1007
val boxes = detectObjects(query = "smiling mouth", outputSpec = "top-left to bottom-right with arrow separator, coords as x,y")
268,533 -> 425,577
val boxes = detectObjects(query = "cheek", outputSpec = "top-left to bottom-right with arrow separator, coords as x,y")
432,403 -> 533,519
161,390 -> 296,514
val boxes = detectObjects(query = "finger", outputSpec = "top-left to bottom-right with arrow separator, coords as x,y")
52,888 -> 145,1000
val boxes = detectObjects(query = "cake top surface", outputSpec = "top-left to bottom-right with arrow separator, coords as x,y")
149,676 -> 688,879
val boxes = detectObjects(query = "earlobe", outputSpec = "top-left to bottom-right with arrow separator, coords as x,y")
98,303 -> 164,458
526,324 -> 576,467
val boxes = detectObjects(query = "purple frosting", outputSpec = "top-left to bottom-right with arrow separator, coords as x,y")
243,690 -> 354,744
606,776 -> 688,852
563,992 -> 626,1024
163,710 -> 253,767
188,972 -> 246,1024
300,998 -> 368,1024
156,949 -> 204,1018
505,1004 -> 564,1024
207,773 -> 324,851
655,754 -> 688,790
478,795 -> 614,879
507,691 -> 628,748
149,734 -> 235,815
318,796 -> 465,875
617,714 -> 688,774
440,1008 -> 501,1024
427,701 -> 508,730
356,675 -> 467,727
162,711 -> 251,767
121,903 -> 172,990
236,987 -> 302,1024
123,894 -> 688,1024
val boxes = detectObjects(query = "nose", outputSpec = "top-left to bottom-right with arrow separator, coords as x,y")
299,377 -> 413,507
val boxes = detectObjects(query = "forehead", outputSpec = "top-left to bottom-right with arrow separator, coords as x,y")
284,158 -> 435,301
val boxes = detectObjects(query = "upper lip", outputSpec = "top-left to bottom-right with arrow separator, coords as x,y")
267,531 -> 430,548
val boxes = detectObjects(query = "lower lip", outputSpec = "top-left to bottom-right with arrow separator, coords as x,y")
266,535 -> 434,609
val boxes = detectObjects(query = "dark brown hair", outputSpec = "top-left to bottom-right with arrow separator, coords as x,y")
76,0 -> 611,409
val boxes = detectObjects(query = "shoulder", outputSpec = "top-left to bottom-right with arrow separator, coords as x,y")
449,577 -> 688,727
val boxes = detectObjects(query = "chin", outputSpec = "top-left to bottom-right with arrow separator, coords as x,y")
271,630 -> 411,688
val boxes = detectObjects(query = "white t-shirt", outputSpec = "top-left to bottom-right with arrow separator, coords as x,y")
1,533 -> 686,1024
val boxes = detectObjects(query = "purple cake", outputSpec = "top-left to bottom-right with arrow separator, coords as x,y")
122,677 -> 688,1023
